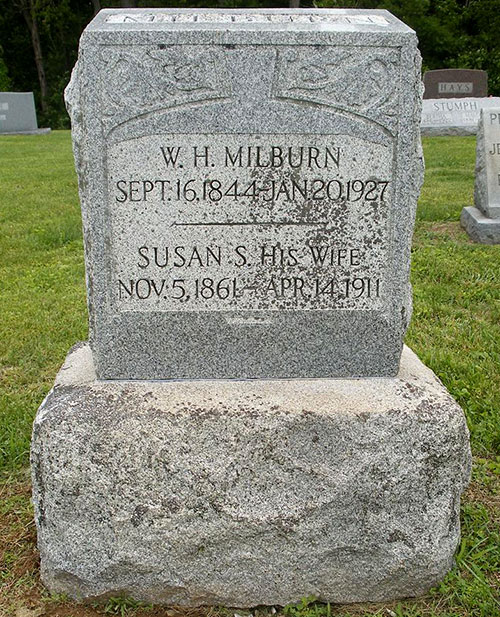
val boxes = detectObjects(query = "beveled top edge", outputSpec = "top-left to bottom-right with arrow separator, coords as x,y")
85,8 -> 414,34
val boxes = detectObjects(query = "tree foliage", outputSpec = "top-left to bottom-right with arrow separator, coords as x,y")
319,0 -> 500,92
0,0 -> 499,128
0,45 -> 11,90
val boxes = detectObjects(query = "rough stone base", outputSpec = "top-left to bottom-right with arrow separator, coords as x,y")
31,343 -> 471,607
461,206 -> 500,244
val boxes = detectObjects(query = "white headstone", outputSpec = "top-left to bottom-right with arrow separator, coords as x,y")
421,97 -> 500,136
475,108 -> 500,219
461,107 -> 500,243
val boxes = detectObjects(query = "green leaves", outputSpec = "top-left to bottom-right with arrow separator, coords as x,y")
284,597 -> 331,617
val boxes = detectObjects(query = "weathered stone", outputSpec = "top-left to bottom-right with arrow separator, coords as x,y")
421,97 -> 500,136
423,69 -> 487,99
0,92 -> 50,135
460,206 -> 500,244
461,107 -> 500,243
32,343 -> 471,607
34,9 -> 471,608
65,8 -> 423,380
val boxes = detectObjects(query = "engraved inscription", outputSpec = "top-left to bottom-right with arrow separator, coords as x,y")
485,111 -> 500,204
488,112 -> 500,155
108,134 -> 392,311
438,82 -> 473,94
106,12 -> 390,26
421,98 -> 484,128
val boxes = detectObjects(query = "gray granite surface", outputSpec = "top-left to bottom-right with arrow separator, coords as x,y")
461,108 -> 500,243
421,97 -> 500,136
473,108 -> 500,219
0,92 -> 45,134
461,206 -> 500,244
65,8 -> 423,379
32,342 -> 471,606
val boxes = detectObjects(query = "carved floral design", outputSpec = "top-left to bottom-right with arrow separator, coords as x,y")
273,47 -> 400,133
100,46 -> 231,130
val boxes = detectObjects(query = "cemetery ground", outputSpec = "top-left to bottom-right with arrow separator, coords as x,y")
0,132 -> 498,617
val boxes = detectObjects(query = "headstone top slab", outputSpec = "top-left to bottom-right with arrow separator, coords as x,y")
66,8 -> 423,380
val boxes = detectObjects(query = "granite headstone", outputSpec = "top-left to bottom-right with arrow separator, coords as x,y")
423,68 -> 488,99
0,92 -> 50,135
63,8 -> 425,380
461,108 -> 500,243
32,9 -> 471,608
421,96 -> 500,136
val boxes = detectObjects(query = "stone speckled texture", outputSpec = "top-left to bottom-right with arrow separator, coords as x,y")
32,343 -> 471,607
461,206 -> 500,244
65,9 -> 424,380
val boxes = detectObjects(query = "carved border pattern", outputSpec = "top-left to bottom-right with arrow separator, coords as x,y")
100,45 -> 231,131
272,47 -> 401,133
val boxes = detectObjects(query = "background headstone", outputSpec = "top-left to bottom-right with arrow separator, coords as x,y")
421,96 -> 500,136
423,68 -> 488,99
0,92 -> 50,135
461,107 -> 500,243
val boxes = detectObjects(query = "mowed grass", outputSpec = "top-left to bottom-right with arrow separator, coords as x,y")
408,137 -> 500,456
0,133 -> 499,616
0,131 -> 87,469
418,137 -> 476,221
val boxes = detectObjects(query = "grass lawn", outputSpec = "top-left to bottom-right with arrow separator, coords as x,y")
0,132 -> 499,616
